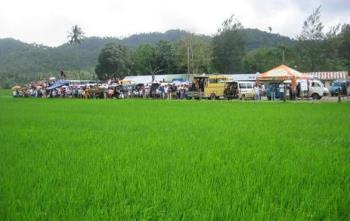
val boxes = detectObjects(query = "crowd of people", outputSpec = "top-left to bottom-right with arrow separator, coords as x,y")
11,78 -> 191,100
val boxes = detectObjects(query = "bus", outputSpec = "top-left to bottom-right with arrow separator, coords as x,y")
187,75 -> 228,99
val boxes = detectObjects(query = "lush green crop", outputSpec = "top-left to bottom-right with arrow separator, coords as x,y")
0,93 -> 349,220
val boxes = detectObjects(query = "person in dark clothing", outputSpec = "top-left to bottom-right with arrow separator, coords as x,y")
296,82 -> 301,98
341,84 -> 347,96
60,70 -> 66,79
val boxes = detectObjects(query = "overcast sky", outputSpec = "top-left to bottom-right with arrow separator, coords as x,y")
0,0 -> 349,47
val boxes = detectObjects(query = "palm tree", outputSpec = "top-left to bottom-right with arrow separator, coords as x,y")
67,25 -> 85,79
68,25 -> 85,45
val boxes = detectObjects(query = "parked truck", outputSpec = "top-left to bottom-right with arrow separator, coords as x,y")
282,79 -> 326,99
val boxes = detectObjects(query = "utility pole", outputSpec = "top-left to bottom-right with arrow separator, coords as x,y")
282,47 -> 285,64
190,36 -> 194,75
187,46 -> 190,75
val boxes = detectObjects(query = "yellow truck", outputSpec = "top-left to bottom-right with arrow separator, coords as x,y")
188,75 -> 228,99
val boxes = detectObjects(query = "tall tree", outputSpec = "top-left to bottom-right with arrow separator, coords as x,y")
154,41 -> 177,75
68,25 -> 85,45
297,6 -> 325,71
67,25 -> 85,79
176,34 -> 212,74
212,15 -> 246,73
130,44 -> 157,75
243,46 -> 298,73
95,43 -> 130,80
338,24 -> 350,60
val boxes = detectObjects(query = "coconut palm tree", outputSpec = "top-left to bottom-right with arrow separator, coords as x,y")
67,25 -> 85,79
68,25 -> 85,45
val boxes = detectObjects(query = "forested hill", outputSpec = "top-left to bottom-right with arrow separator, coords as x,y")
242,29 -> 294,50
0,29 -> 294,87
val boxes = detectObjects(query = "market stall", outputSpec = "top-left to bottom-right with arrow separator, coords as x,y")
257,65 -> 311,100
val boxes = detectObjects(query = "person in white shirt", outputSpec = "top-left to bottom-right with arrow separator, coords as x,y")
164,85 -> 168,99
254,85 -> 260,100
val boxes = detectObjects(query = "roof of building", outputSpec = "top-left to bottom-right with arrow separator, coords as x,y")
304,71 -> 349,80
123,73 -> 257,84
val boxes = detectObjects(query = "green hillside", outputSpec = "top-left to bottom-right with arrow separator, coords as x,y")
0,29 -> 295,87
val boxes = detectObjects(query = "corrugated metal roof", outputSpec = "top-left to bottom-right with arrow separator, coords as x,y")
123,73 -> 257,84
305,72 -> 349,80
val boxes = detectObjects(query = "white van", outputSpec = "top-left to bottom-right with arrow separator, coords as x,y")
224,81 -> 257,99
238,81 -> 256,99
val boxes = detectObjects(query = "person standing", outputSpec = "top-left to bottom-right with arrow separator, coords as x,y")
341,83 -> 347,96
164,85 -> 168,99
254,84 -> 260,100
296,82 -> 301,98
60,70 -> 66,79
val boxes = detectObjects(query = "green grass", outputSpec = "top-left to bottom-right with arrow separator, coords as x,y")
0,93 -> 349,220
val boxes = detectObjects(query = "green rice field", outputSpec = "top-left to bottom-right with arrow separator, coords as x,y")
0,90 -> 350,220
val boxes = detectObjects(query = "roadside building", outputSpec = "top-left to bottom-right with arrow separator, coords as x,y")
123,74 -> 190,84
304,71 -> 349,88
123,73 -> 258,84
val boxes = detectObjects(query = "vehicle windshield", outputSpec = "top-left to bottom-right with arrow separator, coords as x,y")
239,83 -> 247,89
312,82 -> 321,87
208,77 -> 226,83
246,83 -> 254,89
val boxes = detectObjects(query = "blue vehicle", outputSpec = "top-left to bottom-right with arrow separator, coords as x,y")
330,79 -> 349,96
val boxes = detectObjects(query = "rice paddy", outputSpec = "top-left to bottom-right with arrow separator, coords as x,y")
0,91 -> 349,220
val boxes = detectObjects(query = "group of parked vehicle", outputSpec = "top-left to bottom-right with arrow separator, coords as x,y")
186,75 -> 334,100
11,79 -> 192,99
11,75 -> 349,100
265,79 -> 329,100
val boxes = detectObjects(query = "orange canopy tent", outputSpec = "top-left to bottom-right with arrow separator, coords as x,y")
257,65 -> 312,99
257,65 -> 311,81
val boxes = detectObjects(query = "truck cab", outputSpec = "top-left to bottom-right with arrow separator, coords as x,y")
308,80 -> 325,99
330,79 -> 350,96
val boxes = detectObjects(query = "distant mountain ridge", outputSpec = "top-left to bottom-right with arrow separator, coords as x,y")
0,29 -> 295,87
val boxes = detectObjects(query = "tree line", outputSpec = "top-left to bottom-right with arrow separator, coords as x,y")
95,6 -> 350,80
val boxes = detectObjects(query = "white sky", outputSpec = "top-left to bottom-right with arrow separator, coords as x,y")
0,0 -> 349,47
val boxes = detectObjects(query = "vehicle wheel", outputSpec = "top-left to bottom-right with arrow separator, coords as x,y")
241,94 -> 245,100
335,89 -> 340,96
210,94 -> 216,100
267,97 -> 271,100
312,93 -> 320,100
